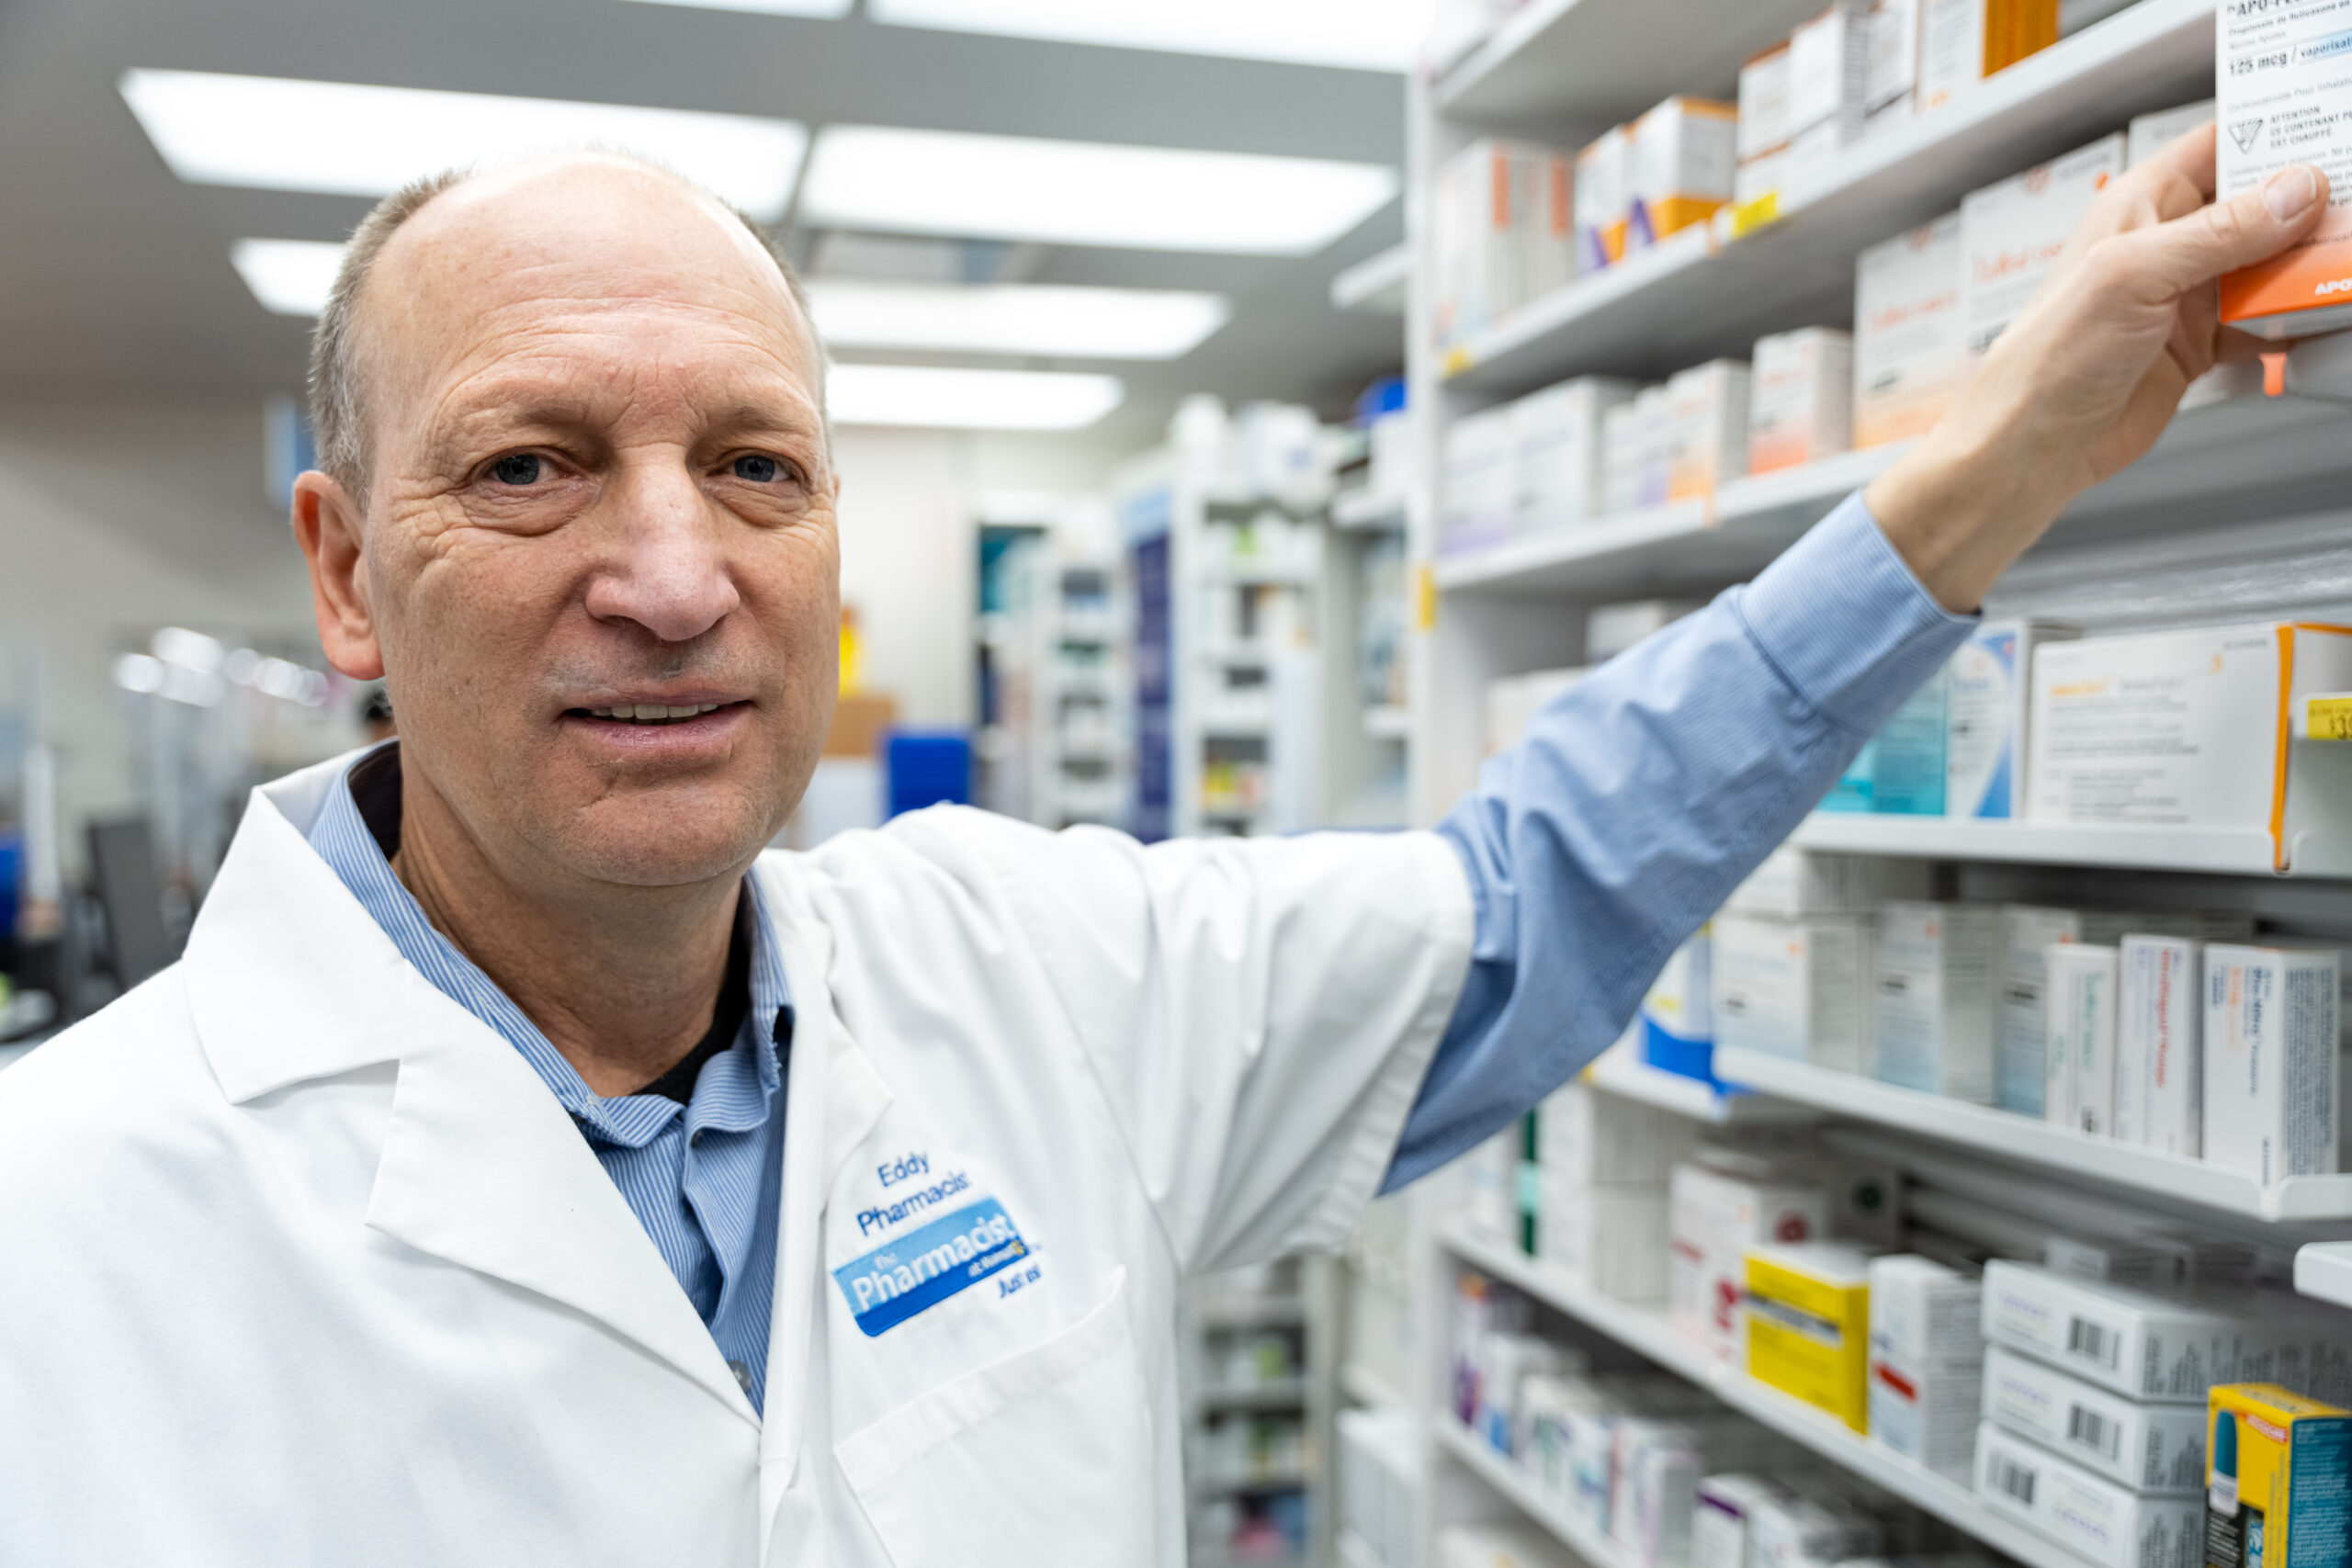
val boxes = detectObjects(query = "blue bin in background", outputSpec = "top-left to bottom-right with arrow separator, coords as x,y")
884,729 -> 971,819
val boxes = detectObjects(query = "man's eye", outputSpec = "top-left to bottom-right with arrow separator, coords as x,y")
732,454 -> 780,483
491,453 -> 543,486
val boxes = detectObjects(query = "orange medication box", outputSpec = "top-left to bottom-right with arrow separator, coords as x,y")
2218,0 -> 2352,337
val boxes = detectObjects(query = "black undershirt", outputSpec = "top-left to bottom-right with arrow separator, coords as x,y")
349,743 -> 755,1105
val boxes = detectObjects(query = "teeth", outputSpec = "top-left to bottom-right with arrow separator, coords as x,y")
583,702 -> 728,723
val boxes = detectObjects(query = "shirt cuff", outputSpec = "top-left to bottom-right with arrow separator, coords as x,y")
1733,488 -> 1978,738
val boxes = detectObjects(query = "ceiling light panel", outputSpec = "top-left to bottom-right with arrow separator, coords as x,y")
799,126 -> 1397,255
806,281 -> 1227,359
232,239 -> 346,317
868,0 -> 1430,72
119,70 -> 808,220
616,0 -> 851,14
826,364 -> 1123,429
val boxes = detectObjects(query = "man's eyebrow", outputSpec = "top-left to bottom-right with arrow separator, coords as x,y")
707,401 -> 825,442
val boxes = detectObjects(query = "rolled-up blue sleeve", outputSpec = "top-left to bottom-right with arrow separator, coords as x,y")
1383,491 -> 1976,1190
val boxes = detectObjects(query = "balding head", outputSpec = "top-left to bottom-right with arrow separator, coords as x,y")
309,152 -> 826,502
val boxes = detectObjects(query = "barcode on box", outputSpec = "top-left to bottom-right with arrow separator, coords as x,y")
2067,1315 -> 2120,1370
1990,1454 -> 2039,1506
2067,1404 -> 2120,1461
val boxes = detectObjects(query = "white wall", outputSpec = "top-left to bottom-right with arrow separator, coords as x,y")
831,424 -> 1133,727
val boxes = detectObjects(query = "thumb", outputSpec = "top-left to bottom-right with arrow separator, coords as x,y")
2124,164 -> 2330,293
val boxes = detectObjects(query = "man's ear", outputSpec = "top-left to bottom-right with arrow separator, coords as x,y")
292,470 -> 386,681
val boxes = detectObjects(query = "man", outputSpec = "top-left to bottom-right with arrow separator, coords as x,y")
0,141 -> 2326,1564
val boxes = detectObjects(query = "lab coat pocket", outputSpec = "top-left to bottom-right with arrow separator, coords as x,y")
835,1270 -> 1153,1566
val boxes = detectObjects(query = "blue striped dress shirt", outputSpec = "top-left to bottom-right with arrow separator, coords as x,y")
306,773 -> 793,1414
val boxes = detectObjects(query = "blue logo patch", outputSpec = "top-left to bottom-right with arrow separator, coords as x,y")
831,1198 -> 1030,1337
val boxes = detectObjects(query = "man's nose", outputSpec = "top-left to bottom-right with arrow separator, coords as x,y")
582,460 -> 742,644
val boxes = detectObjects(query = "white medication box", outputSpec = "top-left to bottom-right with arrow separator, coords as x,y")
1980,1345 -> 2207,1495
1868,0 -> 1924,130
1538,1179 -> 1672,1301
2044,942 -> 2120,1135
1748,327 -> 1854,475
2202,943 -> 2343,1184
1668,1155 -> 1830,1362
1866,1255 -> 1984,1479
1853,214 -> 1966,447
2218,0 -> 2352,337
1577,126 -> 1632,271
1973,1423 -> 2201,1568
1712,913 -> 1872,1070
1787,2 -> 1874,177
2125,99 -> 2211,169
1442,405 -> 1517,554
1961,134 -> 2123,355
1512,378 -> 1637,534
1738,45 -> 1793,167
2117,934 -> 2201,1156
1873,901 -> 1999,1101
1665,360 -> 1752,499
1994,904 -> 2142,1117
1979,1261 -> 2332,1404
1629,97 -> 1737,251
1945,618 -> 2076,819
2026,621 -> 2352,871
1433,140 -> 1546,349
1917,0 -> 2060,113
1540,1078 -> 1699,1187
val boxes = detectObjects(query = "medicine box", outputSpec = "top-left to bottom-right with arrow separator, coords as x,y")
1540,1078 -> 1699,1187
1961,134 -> 2123,355
2026,621 -> 2352,871
1438,1523 -> 1578,1568
1979,1261 -> 2335,1404
2217,0 -> 2352,337
2117,934 -> 2201,1157
2044,942 -> 2120,1135
2124,99 -> 2211,169
1917,0 -> 2061,114
1868,0 -> 1924,130
1669,1156 -> 1830,1362
1787,3 -> 1874,179
1747,1243 -> 1876,1431
1746,1483 -> 1883,1568
1692,1473 -> 1791,1568
1630,98 -> 1737,252
1644,931 -> 1715,1079
2202,944 -> 2343,1184
1946,618 -> 2077,820
2205,1384 -> 2352,1568
1601,398 -> 1645,513
1873,900 -> 1999,1101
1725,847 -> 1928,919
1854,213 -> 1966,447
1748,327 -> 1854,476
1539,1178 -> 1672,1301
1665,360 -> 1752,500
1973,1423 -> 2202,1568
1712,913 -> 1872,1070
1442,405 -> 1516,554
1981,1345 -> 2206,1495
1577,126 -> 1633,272
1512,378 -> 1637,534
1434,140 -> 1544,350
1738,45 -> 1793,167
1995,904 -> 2140,1117
1826,665 -> 1949,815
1867,1255 -> 1984,1478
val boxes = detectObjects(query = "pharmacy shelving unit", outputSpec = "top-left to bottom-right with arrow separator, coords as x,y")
1398,1 -> 2352,1565
1323,484 -> 1414,829
1178,1259 -> 1341,1568
1118,448 -> 1330,841
976,524 -> 1131,830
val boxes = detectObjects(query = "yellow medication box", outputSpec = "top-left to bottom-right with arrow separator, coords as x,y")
1746,1242 -> 1876,1432
2205,1384 -> 2352,1568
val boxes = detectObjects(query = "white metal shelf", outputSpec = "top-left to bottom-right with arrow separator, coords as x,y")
1442,0 -> 2215,394
1435,0 -> 1825,129
1434,1416 -> 1635,1568
1583,1041 -> 1816,1126
1440,1228 -> 2090,1568
1196,1377 -> 1310,1413
1333,488 -> 1408,531
1713,1045 -> 2352,1222
1787,812 -> 2352,879
1340,1359 -> 1407,1411
2296,1242 -> 2352,1309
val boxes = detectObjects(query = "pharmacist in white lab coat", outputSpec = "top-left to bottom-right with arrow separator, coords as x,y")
0,141 -> 2326,1565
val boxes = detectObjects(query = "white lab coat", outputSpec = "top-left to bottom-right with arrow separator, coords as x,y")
0,754 -> 1473,1566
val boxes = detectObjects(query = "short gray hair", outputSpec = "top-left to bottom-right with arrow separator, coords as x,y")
306,155 -> 826,502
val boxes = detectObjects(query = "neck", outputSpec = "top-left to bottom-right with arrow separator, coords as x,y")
390,752 -> 741,1098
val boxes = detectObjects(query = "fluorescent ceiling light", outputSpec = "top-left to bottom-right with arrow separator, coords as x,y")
806,280 -> 1227,359
827,364 -> 1123,429
231,239 -> 345,316
617,0 -> 850,13
800,125 -> 1396,254
118,69 -> 808,220
869,0 -> 1429,71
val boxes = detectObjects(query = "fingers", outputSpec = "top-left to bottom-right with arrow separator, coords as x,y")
2106,164 -> 2330,296
2143,119 -> 2220,201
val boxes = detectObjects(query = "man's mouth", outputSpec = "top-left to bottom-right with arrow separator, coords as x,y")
572,701 -> 740,726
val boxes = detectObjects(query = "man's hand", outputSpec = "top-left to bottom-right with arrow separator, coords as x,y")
1866,125 -> 2329,613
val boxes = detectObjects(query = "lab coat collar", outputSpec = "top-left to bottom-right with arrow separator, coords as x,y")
189,761 -> 759,1429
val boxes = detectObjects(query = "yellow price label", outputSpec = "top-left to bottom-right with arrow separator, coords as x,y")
1414,564 -> 1438,632
1731,190 -> 1780,239
1443,345 -> 1474,378
2308,695 -> 2352,739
